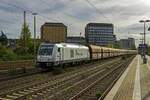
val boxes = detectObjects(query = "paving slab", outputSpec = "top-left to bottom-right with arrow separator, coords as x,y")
140,56 -> 150,100
104,55 -> 138,100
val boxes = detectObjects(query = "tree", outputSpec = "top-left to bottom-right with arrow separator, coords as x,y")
0,44 -> 17,61
107,44 -> 113,48
113,41 -> 121,49
113,43 -> 120,49
131,44 -> 136,50
0,30 -> 8,46
18,24 -> 33,53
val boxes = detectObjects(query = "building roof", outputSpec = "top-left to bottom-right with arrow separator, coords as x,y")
67,36 -> 85,39
66,36 -> 86,44
86,23 -> 113,27
42,22 -> 67,27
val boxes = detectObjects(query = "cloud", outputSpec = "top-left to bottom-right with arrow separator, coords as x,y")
0,0 -> 150,46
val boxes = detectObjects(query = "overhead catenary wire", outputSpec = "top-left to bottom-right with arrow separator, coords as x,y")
0,0 -> 122,38
39,0 -> 83,32
0,0 -> 60,22
0,0 -> 33,13
84,0 -> 125,40
0,0 -> 69,40
84,0 -> 112,22
0,10 -> 21,36
39,0 -> 85,21
0,3 -> 22,21
38,0 -> 94,36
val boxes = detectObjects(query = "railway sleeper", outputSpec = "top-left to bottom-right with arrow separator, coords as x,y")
24,89 -> 34,93
13,84 -> 55,99
0,97 -> 11,100
28,88 -> 39,91
6,95 -> 18,99
12,93 -> 23,97
31,94 -> 38,98
0,58 -> 124,100
36,92 -> 44,96
46,62 -> 120,99
18,91 -> 28,95
41,91 -> 47,94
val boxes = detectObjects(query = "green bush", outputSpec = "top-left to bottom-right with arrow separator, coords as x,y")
0,45 -> 17,61
0,44 -> 35,61
17,54 -> 34,60
14,47 -> 34,60
13,47 -> 26,55
28,42 -> 40,54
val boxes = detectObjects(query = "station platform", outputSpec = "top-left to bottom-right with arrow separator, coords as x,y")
104,55 -> 150,100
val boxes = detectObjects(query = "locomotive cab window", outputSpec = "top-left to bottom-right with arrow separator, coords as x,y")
58,48 -> 60,52
38,44 -> 54,55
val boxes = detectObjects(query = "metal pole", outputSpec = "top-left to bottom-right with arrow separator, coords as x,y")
143,21 -> 147,63
142,34 -> 144,44
141,35 -> 143,44
24,11 -> 26,52
80,32 -> 81,45
34,15 -> 36,62
144,22 -> 146,45
139,20 -> 150,64
32,13 -> 37,63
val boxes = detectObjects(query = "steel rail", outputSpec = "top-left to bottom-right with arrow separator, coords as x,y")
0,57 -> 120,98
69,57 -> 133,100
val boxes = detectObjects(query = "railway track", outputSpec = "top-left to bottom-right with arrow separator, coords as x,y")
0,68 -> 40,82
0,57 -> 123,100
0,57 -> 118,82
0,60 -> 34,70
48,57 -> 132,100
0,57 -> 119,94
70,57 -> 132,100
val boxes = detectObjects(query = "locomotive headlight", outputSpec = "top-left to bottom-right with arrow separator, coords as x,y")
37,56 -> 41,61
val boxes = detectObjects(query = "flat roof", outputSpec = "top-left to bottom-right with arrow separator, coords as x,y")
42,22 -> 67,27
86,23 -> 113,27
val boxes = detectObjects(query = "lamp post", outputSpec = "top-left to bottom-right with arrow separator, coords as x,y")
140,34 -> 144,56
139,20 -> 150,64
140,33 -> 144,44
32,13 -> 37,63
139,20 -> 150,45
140,39 -> 144,44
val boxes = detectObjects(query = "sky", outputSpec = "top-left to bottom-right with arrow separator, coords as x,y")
1,0 -> 150,45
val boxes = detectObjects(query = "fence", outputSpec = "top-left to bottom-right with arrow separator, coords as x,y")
0,60 -> 34,70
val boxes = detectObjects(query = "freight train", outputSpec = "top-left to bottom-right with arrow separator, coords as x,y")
36,43 -> 137,69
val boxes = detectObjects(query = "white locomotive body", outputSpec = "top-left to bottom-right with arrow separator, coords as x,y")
37,43 -> 137,70
37,43 -> 90,69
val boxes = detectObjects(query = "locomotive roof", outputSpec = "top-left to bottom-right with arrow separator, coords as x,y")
55,43 -> 88,49
41,43 -> 88,49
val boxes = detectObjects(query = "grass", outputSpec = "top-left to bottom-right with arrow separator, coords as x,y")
95,91 -> 102,98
